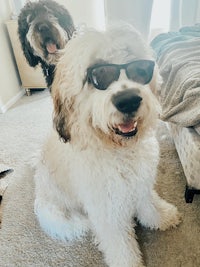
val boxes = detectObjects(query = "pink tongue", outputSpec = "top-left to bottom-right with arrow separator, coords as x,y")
118,122 -> 134,133
46,43 -> 57,54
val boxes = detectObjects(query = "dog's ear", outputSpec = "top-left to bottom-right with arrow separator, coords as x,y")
23,39 -> 40,67
18,11 -> 40,67
53,91 -> 71,143
57,11 -> 75,39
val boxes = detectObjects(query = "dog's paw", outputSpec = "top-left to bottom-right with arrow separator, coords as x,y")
158,203 -> 182,231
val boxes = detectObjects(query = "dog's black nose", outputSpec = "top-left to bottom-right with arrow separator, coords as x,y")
112,89 -> 142,114
38,23 -> 49,32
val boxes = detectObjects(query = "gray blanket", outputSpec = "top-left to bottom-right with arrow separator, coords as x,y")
151,25 -> 200,127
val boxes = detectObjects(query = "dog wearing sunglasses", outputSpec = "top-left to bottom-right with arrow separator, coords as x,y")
34,24 -> 181,267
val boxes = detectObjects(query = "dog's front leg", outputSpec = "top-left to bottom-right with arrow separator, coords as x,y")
87,209 -> 145,267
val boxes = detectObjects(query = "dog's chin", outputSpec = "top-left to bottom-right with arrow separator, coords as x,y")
43,48 -> 63,65
43,40 -> 59,57
45,41 -> 59,54
41,37 -> 66,62
113,120 -> 138,139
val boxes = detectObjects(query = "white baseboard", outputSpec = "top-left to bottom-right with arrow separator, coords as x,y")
0,89 -> 25,113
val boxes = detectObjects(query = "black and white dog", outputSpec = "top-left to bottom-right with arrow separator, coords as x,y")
18,0 -> 75,88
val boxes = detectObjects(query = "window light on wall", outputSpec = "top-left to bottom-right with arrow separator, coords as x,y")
150,0 -> 171,40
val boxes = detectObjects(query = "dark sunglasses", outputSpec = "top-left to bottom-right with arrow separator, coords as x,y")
86,60 -> 155,90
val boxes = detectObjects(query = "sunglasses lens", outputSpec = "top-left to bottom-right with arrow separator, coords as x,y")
126,60 -> 155,84
89,65 -> 119,90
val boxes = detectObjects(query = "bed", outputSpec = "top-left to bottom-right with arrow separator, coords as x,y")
151,24 -> 200,203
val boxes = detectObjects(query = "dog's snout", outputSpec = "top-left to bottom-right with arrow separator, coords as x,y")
112,89 -> 142,114
38,23 -> 49,32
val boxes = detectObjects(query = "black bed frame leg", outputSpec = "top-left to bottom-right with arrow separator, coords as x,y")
185,185 -> 195,203
185,185 -> 200,203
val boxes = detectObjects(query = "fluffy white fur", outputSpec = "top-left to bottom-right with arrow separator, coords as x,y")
34,25 -> 181,267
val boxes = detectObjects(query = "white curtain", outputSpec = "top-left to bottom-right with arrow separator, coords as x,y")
170,0 -> 200,31
104,0 -> 153,39
105,0 -> 200,39
9,0 -> 200,35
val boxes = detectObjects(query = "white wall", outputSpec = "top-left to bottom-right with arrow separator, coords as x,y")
56,0 -> 105,30
0,0 -> 22,113
104,0 -> 153,38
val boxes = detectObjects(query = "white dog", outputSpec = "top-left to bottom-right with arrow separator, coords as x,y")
34,24 -> 181,267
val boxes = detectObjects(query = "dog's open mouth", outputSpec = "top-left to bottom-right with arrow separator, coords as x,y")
45,41 -> 58,54
114,121 -> 138,137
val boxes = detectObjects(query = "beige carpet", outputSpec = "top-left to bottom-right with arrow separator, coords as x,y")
0,90 -> 200,267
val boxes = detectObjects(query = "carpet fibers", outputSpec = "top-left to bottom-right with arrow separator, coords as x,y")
0,90 -> 200,267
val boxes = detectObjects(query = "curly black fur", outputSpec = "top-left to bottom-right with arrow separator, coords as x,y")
18,0 -> 75,88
